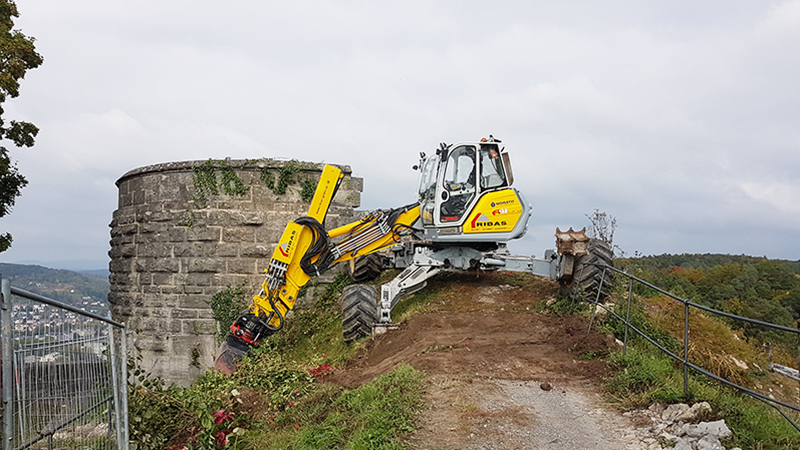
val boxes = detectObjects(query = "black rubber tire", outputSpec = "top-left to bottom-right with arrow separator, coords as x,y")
561,239 -> 614,301
340,284 -> 379,343
348,253 -> 383,283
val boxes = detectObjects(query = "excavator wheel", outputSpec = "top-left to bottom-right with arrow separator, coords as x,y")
340,284 -> 378,343
561,238 -> 614,301
348,254 -> 384,283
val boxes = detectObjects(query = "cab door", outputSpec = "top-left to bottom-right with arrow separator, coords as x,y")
436,145 -> 477,225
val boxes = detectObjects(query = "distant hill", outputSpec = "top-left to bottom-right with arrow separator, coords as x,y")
618,253 -> 800,274
0,263 -> 110,315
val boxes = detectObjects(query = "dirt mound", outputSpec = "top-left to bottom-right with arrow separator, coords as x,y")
328,284 -> 613,387
326,277 -> 641,449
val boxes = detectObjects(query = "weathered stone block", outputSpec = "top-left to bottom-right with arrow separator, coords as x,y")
135,259 -> 179,273
223,226 -> 255,243
133,334 -> 168,353
152,273 -> 173,285
173,242 -> 204,257
185,258 -> 224,273
108,244 -> 136,258
185,273 -> 213,286
140,222 -> 168,235
211,243 -> 239,257
109,259 -> 132,273
132,189 -> 146,205
138,272 -> 152,285
241,244 -> 271,258
137,243 -> 172,258
187,226 -> 220,242
110,223 -> 138,237
108,292 -> 135,307
109,272 -> 137,286
227,258 -> 258,274
171,308 -> 198,319
179,295 -> 212,309
182,319 -> 217,335
109,234 -> 134,246
213,274 -> 252,288
169,227 -> 187,242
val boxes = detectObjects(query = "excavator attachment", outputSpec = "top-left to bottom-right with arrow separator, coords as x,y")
215,334 -> 251,375
214,163 -> 421,374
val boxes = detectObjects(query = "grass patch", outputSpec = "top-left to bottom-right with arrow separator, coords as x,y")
130,272 -> 426,449
246,364 -> 424,450
606,347 -> 800,449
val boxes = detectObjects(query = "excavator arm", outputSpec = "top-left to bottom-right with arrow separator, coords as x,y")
216,164 -> 420,374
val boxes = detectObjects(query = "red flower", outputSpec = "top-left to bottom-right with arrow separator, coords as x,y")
294,424 -> 300,429
215,430 -> 228,447
212,409 -> 235,425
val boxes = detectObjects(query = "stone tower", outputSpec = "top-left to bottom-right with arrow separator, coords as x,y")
108,159 -> 362,385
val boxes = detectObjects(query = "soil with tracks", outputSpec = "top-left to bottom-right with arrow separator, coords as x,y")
327,273 -> 652,450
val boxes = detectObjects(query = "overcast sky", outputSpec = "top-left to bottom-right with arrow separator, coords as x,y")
0,0 -> 798,270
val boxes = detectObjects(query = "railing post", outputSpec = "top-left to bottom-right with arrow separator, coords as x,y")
587,266 -> 607,333
684,301 -> 689,398
120,326 -> 129,450
2,278 -> 13,450
796,320 -> 800,403
623,278 -> 633,358
108,318 -> 124,450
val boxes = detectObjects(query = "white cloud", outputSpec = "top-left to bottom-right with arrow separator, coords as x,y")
2,0 -> 800,268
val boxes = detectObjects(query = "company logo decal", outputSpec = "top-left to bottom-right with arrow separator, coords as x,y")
471,213 -> 507,229
492,208 -> 508,216
278,230 -> 297,257
490,199 -> 515,208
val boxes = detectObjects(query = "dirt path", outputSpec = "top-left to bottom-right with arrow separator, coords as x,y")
328,276 -> 655,450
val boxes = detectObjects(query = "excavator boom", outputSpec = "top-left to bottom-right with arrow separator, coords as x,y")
216,164 -> 421,374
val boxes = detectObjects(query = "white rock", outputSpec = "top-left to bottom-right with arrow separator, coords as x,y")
662,403 -> 690,422
695,435 -> 726,450
648,402 -> 666,415
676,401 -> 712,422
685,420 -> 731,440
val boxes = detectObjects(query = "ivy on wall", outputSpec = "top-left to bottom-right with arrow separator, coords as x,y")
259,159 -> 317,201
187,158 -> 321,226
191,158 -> 250,208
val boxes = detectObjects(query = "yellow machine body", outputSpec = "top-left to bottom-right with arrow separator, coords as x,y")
462,188 -> 525,234
250,164 -> 420,328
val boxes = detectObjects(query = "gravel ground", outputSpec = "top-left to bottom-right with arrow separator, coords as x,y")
408,375 -> 650,450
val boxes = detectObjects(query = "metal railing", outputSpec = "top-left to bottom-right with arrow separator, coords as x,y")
579,263 -> 800,431
1,278 -> 129,450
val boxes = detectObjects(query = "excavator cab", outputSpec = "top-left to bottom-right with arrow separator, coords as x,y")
417,137 -> 530,243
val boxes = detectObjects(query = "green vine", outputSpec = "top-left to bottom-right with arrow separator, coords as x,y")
190,158 -> 320,213
207,285 -> 249,343
260,159 -> 316,200
299,178 -> 316,202
191,158 -> 250,208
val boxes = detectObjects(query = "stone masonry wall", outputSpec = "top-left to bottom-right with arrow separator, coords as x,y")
108,159 -> 362,386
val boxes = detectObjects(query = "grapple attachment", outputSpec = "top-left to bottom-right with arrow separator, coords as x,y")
554,227 -> 590,284
555,227 -> 589,256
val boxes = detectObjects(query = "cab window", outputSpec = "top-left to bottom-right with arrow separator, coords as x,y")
479,147 -> 507,190
440,146 -> 476,222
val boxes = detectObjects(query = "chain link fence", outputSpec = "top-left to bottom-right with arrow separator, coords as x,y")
1,278 -> 128,450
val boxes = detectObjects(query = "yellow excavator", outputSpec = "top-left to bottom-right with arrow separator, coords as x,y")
215,136 -> 608,374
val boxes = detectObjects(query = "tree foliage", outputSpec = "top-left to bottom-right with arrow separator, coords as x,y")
0,0 -> 43,252
618,254 -> 800,349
